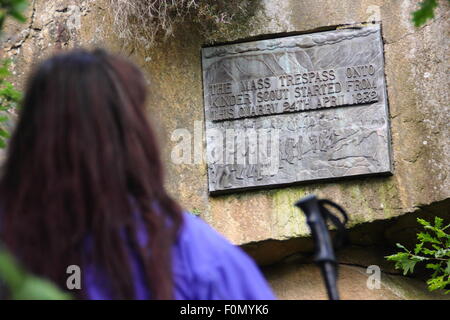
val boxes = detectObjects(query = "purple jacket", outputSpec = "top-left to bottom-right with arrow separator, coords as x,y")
84,212 -> 276,300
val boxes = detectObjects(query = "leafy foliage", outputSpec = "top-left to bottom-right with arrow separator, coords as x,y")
0,0 -> 28,148
0,0 -> 70,300
386,217 -> 450,294
0,59 -> 22,148
0,0 -> 28,30
411,0 -> 448,27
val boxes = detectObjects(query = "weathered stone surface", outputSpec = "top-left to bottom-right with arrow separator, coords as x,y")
1,0 -> 448,252
263,260 -> 449,300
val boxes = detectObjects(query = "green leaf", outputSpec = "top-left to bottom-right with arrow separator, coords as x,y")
412,0 -> 438,27
0,137 -> 6,149
414,242 -> 424,254
0,127 -> 10,138
437,248 -> 450,258
401,259 -> 419,275
0,247 -> 71,300
411,255 -> 428,262
12,276 -> 72,300
427,275 -> 450,292
0,0 -> 28,25
417,218 -> 431,227
0,249 -> 26,291
417,232 -> 440,244
425,262 -> 441,271
386,252 -> 423,275
396,243 -> 410,253
422,247 -> 436,255
0,60 -> 11,78
434,216 -> 444,229
8,9 -> 25,23
0,81 -> 22,102
386,252 -> 409,262
386,215 -> 450,294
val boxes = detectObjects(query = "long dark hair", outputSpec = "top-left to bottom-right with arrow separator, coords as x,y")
0,49 -> 183,299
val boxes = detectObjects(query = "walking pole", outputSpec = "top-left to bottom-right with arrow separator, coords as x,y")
295,194 -> 348,300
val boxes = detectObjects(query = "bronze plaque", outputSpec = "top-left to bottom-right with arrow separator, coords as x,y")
202,24 -> 392,193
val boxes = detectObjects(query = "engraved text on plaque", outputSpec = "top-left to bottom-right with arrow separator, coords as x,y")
202,25 -> 392,193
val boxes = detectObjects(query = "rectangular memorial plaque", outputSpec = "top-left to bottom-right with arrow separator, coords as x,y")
202,24 -> 392,194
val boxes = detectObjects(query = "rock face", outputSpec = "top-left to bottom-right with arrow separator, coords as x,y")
264,259 -> 449,300
1,0 -> 448,299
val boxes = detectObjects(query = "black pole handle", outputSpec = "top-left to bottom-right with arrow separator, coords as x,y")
295,195 -> 336,264
295,195 -> 348,300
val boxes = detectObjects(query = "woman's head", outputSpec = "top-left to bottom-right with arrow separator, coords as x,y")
0,49 -> 182,299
